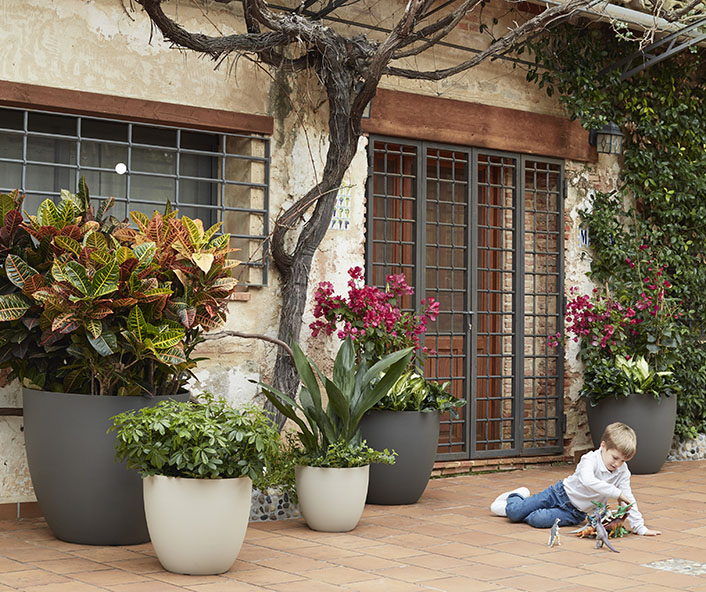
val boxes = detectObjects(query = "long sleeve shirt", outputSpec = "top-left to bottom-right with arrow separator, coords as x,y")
562,449 -> 647,535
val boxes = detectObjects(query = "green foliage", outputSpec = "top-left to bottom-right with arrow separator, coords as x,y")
527,24 -> 706,438
0,179 -> 238,395
581,350 -> 679,406
294,439 -> 396,469
252,432 -> 298,496
110,394 -> 280,480
260,337 -> 413,466
374,369 -> 467,418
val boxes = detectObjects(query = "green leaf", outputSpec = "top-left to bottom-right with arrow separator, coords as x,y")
85,319 -> 103,339
83,230 -> 108,251
208,234 -> 230,251
116,246 -> 134,264
0,194 -> 16,225
91,259 -> 119,298
128,306 -> 147,342
203,222 -> 222,243
56,198 -> 75,222
154,345 -> 187,365
63,261 -> 91,296
133,242 -> 156,270
182,216 -> 204,246
77,176 -> 91,211
130,211 -> 150,231
150,330 -> 184,350
0,294 -> 31,321
5,255 -> 38,289
292,342 -> 322,412
54,235 -> 81,256
37,199 -> 62,227
88,331 -> 117,356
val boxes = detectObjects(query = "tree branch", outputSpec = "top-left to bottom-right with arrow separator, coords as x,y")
202,330 -> 294,359
393,0 -> 482,59
387,0 -> 603,80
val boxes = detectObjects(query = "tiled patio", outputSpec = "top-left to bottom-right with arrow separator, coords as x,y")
2,459 -> 706,592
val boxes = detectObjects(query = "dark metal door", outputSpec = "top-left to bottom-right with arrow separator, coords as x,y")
367,137 -> 564,460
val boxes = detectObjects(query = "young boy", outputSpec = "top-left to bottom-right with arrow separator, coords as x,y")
490,422 -> 660,536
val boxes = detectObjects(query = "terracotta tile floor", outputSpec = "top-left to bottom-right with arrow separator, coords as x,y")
2,460 -> 706,591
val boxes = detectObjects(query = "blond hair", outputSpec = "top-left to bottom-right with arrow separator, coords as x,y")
601,422 -> 636,459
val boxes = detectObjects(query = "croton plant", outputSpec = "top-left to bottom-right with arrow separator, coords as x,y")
0,179 -> 238,396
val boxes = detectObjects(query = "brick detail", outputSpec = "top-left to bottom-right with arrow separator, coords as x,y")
432,454 -> 572,477
0,502 -> 41,521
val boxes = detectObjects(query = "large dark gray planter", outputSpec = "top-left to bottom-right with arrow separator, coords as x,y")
360,410 -> 440,505
22,388 -> 189,545
586,393 -> 677,475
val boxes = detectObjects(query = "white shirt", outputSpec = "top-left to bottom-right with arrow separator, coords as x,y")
563,449 -> 647,535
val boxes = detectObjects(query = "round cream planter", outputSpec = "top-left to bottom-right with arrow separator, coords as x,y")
143,475 -> 252,575
295,465 -> 369,532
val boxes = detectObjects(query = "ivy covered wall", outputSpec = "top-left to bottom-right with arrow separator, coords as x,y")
528,24 -> 706,440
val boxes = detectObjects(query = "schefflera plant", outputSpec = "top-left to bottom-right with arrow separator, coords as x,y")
0,180 -> 238,396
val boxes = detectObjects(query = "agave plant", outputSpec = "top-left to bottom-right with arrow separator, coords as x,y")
261,337 -> 413,466
0,180 -> 238,396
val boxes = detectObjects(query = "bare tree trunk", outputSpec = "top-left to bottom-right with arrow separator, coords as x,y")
265,62 -> 360,428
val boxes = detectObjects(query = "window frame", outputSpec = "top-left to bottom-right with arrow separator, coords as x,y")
0,104 -> 271,287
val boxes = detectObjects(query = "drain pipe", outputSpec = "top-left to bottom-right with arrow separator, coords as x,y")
539,0 -> 699,34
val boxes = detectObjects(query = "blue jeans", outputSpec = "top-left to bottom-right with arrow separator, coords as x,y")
505,480 -> 586,528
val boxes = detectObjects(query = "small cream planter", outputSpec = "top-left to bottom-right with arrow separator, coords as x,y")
295,465 -> 369,532
143,475 -> 251,575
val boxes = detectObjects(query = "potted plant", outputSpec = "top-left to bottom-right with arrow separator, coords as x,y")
261,337 -> 413,532
362,370 -> 465,504
110,395 -> 279,575
0,181 -> 238,544
310,267 -> 465,504
553,247 -> 685,474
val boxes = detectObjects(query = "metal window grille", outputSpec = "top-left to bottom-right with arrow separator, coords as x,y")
0,107 -> 270,286
522,158 -> 564,450
367,137 -> 564,460
474,152 -> 517,454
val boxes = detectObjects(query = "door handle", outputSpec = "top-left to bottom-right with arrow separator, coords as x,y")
463,310 -> 474,331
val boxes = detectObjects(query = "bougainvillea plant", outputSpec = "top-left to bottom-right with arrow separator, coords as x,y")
0,179 -> 238,396
310,267 -> 465,414
549,246 -> 685,403
310,266 -> 439,364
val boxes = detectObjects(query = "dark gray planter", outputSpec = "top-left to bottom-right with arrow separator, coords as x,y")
360,410 -> 440,505
22,388 -> 189,545
586,393 -> 677,475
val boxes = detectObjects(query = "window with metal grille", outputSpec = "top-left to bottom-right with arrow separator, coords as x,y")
368,136 -> 564,460
0,107 -> 269,286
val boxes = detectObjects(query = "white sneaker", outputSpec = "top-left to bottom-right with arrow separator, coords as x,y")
490,487 -> 530,517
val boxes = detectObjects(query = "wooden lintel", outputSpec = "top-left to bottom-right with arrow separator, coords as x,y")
363,88 -> 597,163
0,81 -> 273,136
0,408 -> 22,416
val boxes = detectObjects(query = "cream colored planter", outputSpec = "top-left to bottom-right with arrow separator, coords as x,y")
295,465 -> 369,532
143,475 -> 252,575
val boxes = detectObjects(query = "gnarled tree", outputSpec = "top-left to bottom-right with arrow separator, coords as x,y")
132,0 -> 692,427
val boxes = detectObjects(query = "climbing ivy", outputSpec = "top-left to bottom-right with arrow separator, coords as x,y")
527,24 -> 706,439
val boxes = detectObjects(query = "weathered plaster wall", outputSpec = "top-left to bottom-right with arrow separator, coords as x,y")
563,154 -> 622,457
0,0 -> 610,502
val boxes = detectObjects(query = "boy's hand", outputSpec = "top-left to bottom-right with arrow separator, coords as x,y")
617,492 -> 631,506
643,528 -> 661,536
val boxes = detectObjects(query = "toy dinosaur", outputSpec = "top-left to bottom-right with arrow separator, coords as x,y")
593,510 -> 619,553
547,518 -> 561,547
569,501 -> 633,539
